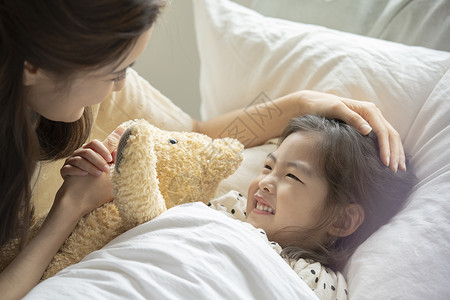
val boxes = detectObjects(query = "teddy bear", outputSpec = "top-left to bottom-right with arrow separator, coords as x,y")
0,119 -> 243,280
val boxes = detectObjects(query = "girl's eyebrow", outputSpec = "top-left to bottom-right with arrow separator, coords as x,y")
267,152 -> 313,178
267,152 -> 276,161
287,161 -> 313,178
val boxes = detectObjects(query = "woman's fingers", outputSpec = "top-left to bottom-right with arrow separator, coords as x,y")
61,153 -> 109,177
77,125 -> 125,166
387,122 -> 406,172
60,165 -> 88,178
73,148 -> 110,172
84,139 -> 113,163
330,101 -> 373,135
332,99 -> 391,166
366,108 -> 404,172
339,97 -> 405,172
102,126 -> 125,161
371,123 -> 391,169
61,125 -> 126,178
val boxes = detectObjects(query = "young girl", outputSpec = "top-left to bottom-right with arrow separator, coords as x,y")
209,115 -> 416,299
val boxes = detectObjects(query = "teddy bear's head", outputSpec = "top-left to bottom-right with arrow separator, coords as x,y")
151,128 -> 244,208
112,119 -> 244,226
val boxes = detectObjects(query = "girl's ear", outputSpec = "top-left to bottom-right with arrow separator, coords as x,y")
23,61 -> 39,86
328,204 -> 365,237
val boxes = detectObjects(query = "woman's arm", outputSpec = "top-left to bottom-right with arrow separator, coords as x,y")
194,90 -> 405,172
0,173 -> 113,299
0,128 -> 123,299
193,92 -> 302,149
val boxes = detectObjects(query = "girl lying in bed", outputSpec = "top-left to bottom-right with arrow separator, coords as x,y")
208,114 -> 416,299
66,114 -> 415,300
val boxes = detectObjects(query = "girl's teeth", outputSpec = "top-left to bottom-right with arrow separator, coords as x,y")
256,203 -> 274,214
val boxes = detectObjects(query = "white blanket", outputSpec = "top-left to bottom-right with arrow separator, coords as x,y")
24,203 -> 318,299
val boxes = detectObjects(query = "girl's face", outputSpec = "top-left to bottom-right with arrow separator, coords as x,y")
246,131 -> 329,245
25,28 -> 153,122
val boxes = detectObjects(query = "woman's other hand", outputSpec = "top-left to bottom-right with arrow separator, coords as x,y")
292,90 -> 406,172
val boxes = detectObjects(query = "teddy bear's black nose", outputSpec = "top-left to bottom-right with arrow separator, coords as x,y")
168,138 -> 178,144
115,128 -> 133,174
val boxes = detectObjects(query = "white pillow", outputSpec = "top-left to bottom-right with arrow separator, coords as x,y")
193,0 -> 450,298
248,0 -> 450,51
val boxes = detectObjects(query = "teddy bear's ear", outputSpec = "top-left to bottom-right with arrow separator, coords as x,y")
201,137 -> 244,178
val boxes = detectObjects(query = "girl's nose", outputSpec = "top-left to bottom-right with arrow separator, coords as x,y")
259,175 -> 275,193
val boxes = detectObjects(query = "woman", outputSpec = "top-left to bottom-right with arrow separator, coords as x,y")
0,0 -> 404,298
0,1 -> 165,298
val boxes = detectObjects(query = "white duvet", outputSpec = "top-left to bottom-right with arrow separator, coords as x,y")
24,203 -> 318,299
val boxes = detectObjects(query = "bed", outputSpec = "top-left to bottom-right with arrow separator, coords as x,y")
27,0 -> 450,299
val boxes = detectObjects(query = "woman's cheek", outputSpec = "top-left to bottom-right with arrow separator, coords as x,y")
88,82 -> 116,106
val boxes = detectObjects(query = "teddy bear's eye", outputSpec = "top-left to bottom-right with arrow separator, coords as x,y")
168,138 -> 178,145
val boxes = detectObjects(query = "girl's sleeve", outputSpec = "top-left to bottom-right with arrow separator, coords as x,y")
286,258 -> 348,300
207,190 -> 247,221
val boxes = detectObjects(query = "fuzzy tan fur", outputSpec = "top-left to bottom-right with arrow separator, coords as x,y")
0,119 -> 243,280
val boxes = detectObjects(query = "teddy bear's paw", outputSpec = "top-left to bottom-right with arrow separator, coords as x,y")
111,120 -> 167,229
42,202 -> 125,280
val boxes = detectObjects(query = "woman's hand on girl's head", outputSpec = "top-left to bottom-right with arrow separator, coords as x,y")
336,97 -> 406,173
293,90 -> 406,172
60,126 -> 125,178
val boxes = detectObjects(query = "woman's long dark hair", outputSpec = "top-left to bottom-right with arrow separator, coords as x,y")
276,115 -> 417,270
0,0 -> 166,247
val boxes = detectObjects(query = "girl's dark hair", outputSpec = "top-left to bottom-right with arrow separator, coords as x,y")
0,0 -> 166,247
277,115 -> 417,270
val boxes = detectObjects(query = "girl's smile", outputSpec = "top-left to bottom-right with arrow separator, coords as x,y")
253,194 -> 275,215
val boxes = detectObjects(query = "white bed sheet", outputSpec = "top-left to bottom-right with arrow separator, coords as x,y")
24,203 -> 318,300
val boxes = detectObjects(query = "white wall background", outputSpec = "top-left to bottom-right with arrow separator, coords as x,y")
134,0 -> 252,120
134,0 -> 450,120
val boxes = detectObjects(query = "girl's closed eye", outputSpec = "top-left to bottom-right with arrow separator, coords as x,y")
287,173 -> 303,183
